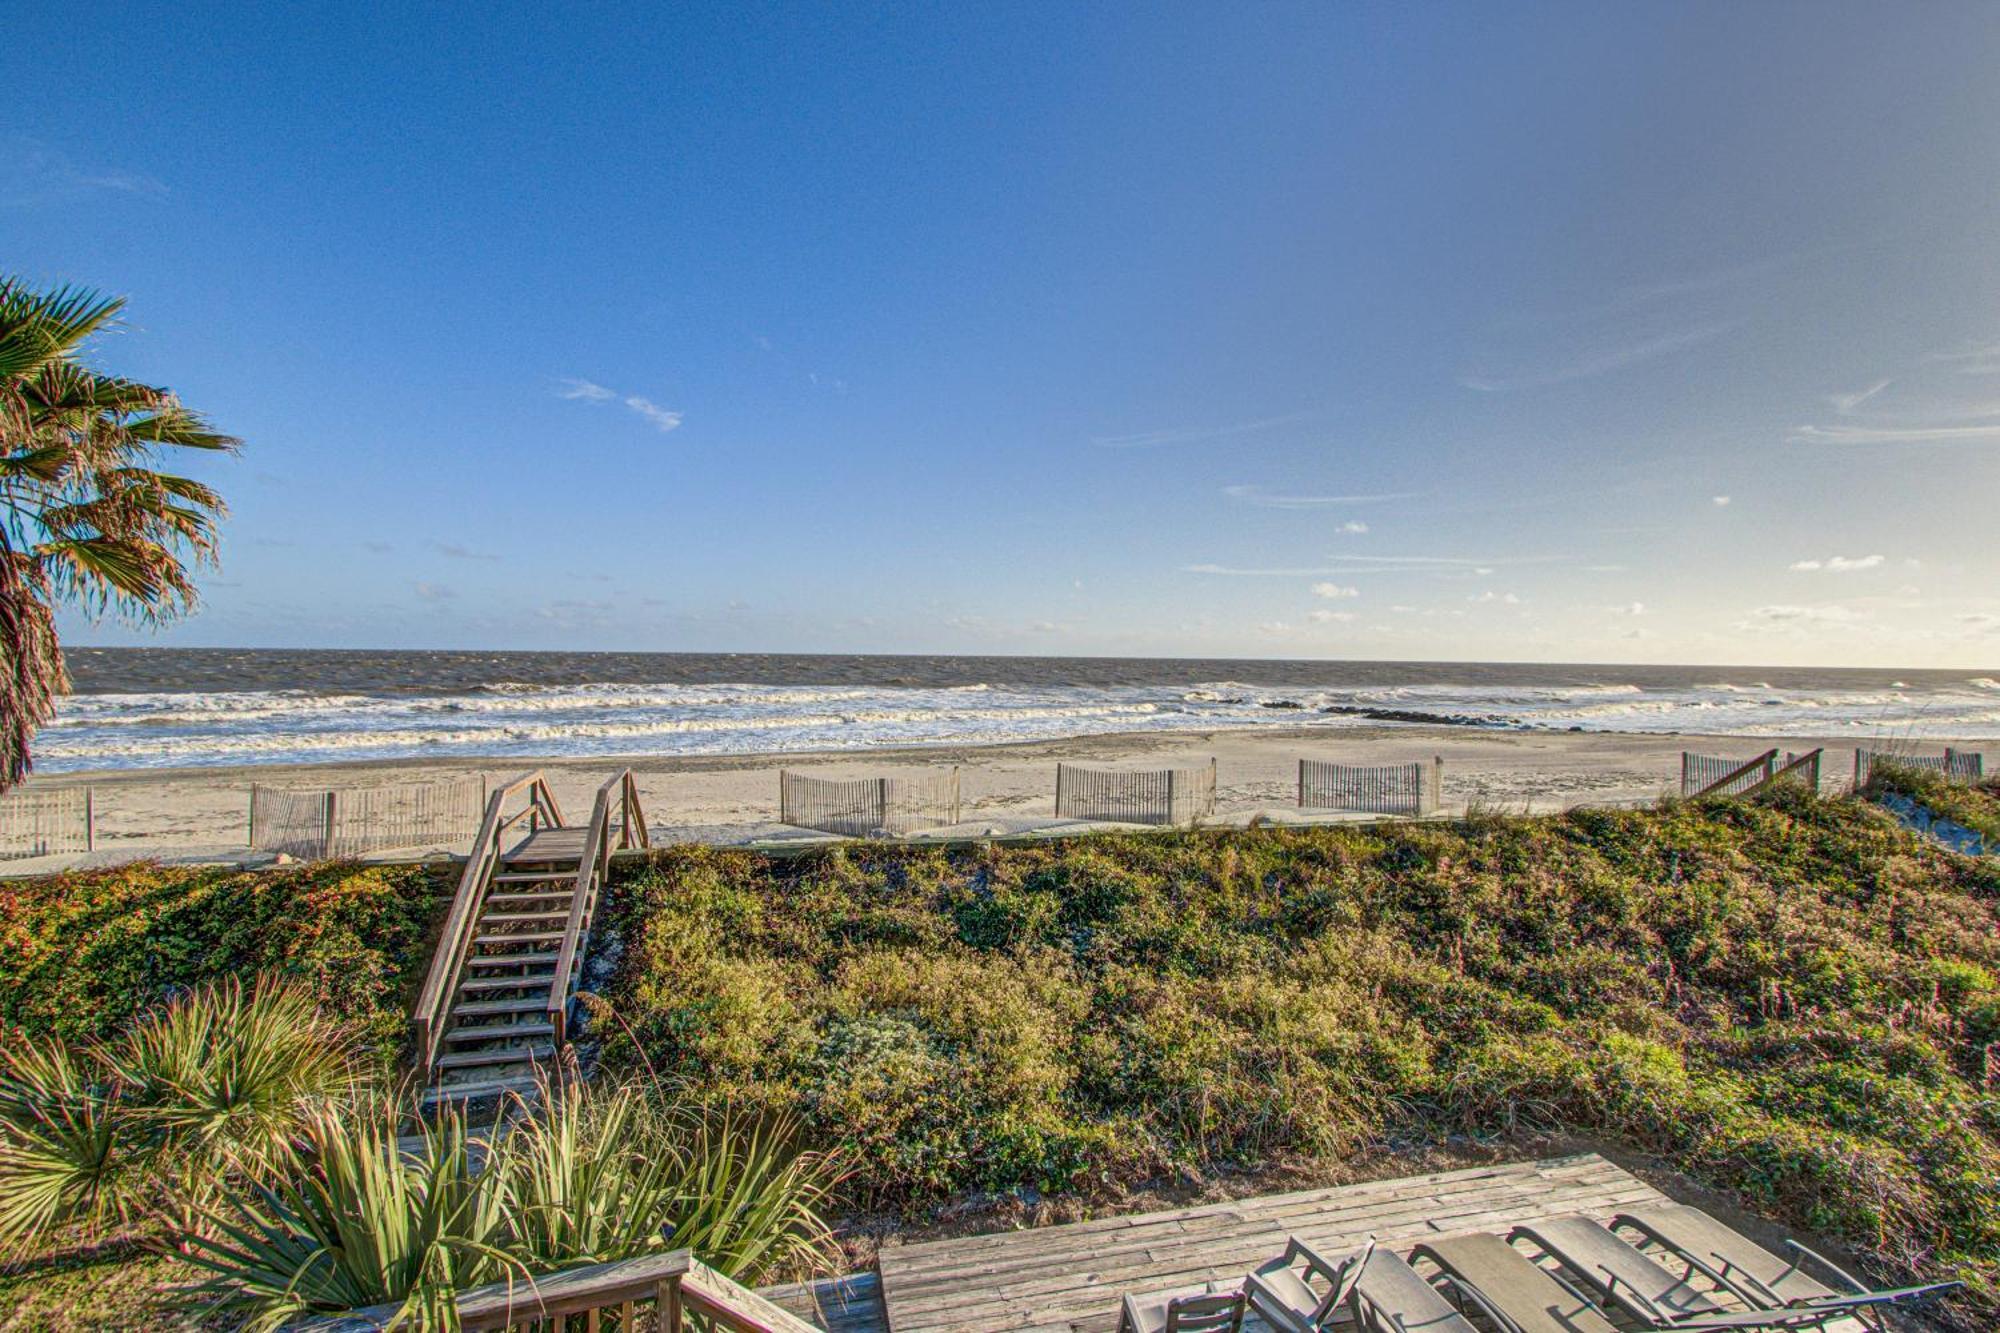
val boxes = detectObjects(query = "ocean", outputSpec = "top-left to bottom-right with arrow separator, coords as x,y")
43,648 -> 2000,773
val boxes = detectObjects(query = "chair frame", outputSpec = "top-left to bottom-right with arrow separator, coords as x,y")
1244,1236 -> 1371,1332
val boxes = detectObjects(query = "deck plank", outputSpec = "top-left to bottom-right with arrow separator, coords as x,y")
877,1153 -> 1673,1333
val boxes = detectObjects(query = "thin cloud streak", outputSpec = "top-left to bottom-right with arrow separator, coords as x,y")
1460,322 -> 1735,392
1221,484 -> 1413,509
1091,412 -> 1312,449
1790,423 -> 2000,445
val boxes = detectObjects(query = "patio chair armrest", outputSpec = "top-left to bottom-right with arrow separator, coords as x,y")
1117,1292 -> 1141,1333
1780,1239 -> 1869,1297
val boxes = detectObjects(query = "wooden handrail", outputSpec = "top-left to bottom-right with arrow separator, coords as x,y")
284,1247 -> 821,1332
410,771 -> 560,1075
546,770 -> 649,1047
1691,748 -> 1780,799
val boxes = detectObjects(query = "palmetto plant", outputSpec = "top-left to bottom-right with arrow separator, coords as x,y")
0,976 -> 362,1254
0,276 -> 236,788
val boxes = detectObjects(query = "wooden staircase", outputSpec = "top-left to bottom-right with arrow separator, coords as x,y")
411,770 -> 649,1107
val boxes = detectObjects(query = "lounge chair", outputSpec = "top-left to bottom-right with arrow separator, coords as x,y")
1116,1284 -> 1246,1333
1244,1237 -> 1372,1331
1345,1249 -> 1479,1333
1408,1233 -> 1618,1333
1509,1213 -> 1725,1325
1611,1204 -> 1962,1328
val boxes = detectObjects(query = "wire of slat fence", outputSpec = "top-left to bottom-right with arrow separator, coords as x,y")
0,786 -> 93,859
1053,760 -> 1216,826
248,776 -> 487,858
1297,758 -> 1441,816
1853,748 -> 1984,787
778,768 -> 963,837
1680,752 -> 1781,797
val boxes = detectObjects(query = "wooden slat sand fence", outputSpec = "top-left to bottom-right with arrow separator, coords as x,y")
1681,751 -> 1779,797
1854,747 -> 1984,787
249,775 -> 487,858
779,768 -> 963,837
0,785 -> 93,859
1054,760 -> 1216,826
1298,757 -> 1441,815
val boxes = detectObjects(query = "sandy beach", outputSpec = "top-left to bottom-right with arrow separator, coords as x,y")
11,721 -> 1936,866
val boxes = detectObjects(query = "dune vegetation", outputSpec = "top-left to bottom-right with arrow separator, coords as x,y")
1864,761 -> 2000,849
3,789 -> 1997,1327
596,788 -> 2000,1325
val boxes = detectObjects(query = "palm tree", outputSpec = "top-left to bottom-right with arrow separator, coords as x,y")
0,277 -> 237,788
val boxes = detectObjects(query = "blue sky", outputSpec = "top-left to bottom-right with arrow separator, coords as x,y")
7,1 -> 2000,667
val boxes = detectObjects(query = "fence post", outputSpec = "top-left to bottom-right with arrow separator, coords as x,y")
323,791 -> 339,858
877,777 -> 890,835
247,785 -> 258,849
84,787 -> 95,852
1054,764 -> 1065,819
1166,768 -> 1177,826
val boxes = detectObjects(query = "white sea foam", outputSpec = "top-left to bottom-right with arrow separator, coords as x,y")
37,674 -> 2000,772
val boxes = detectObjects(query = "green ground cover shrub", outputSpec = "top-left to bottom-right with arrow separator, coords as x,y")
1865,761 -> 2000,848
597,788 -> 2000,1318
0,859 -> 452,1052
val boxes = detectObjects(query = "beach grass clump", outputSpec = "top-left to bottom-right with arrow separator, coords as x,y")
0,858 -> 452,1051
1862,759 -> 2000,847
596,788 -> 2000,1320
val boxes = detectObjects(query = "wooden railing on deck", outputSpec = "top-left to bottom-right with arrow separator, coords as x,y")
411,771 -> 565,1075
547,769 -> 649,1047
286,1248 -> 821,1332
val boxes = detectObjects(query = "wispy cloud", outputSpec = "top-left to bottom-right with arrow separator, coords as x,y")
556,378 -> 684,433
1310,582 -> 1359,599
558,378 -> 617,401
1789,422 -> 2000,446
1460,323 -> 1735,392
1469,590 -> 1522,605
1222,484 -> 1410,509
1789,554 -> 1885,573
1336,520 -> 1368,534
1092,413 -> 1310,449
0,136 -> 167,207
1307,609 -> 1356,624
1186,554 -> 1556,577
1829,379 -> 1893,414
622,396 -> 683,432
431,540 -> 498,561
1736,603 -> 1866,630
1711,495 -> 1731,507
1929,340 -> 2000,376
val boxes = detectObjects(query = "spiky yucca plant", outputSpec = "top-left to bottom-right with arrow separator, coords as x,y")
181,1070 -> 844,1327
0,975 -> 362,1252
179,1098 -> 519,1332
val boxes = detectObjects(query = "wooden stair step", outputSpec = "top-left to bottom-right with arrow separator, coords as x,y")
487,890 -> 576,905
435,1044 -> 554,1071
465,951 -> 558,969
446,1020 -> 555,1043
492,871 -> 577,883
472,931 -> 565,946
422,1072 -> 542,1106
453,996 -> 549,1016
459,975 -> 555,994
478,910 -> 569,924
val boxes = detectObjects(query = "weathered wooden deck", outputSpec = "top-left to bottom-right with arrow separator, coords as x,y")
760,1153 -> 1674,1333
